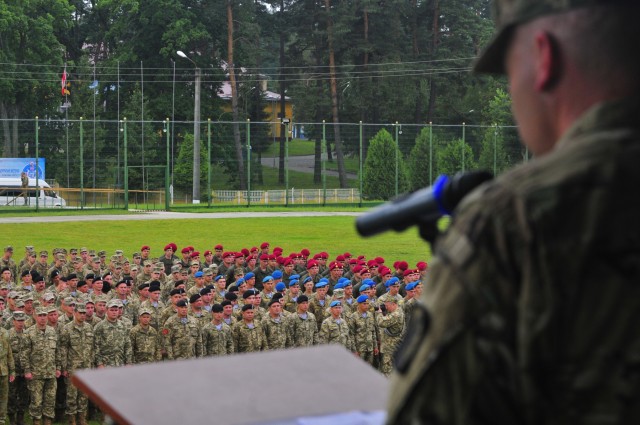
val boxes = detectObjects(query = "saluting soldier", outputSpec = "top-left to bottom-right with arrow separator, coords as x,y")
375,298 -> 404,377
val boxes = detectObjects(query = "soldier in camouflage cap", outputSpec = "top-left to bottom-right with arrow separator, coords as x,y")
59,303 -> 93,425
21,307 -> 60,425
388,0 -> 640,423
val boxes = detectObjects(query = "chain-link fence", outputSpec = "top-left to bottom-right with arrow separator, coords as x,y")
0,118 -> 524,210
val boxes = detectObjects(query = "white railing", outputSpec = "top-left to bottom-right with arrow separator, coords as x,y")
212,189 -> 360,205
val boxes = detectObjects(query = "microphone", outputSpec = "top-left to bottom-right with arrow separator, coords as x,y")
355,170 -> 493,237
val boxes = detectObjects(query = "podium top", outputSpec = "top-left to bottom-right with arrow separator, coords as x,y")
72,345 -> 389,425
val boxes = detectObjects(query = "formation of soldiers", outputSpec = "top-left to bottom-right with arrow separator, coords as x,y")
0,243 -> 427,425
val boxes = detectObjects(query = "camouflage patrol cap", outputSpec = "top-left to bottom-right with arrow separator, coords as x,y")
35,307 -> 48,315
92,257 -> 101,264
106,299 -> 123,309
12,311 -> 27,321
70,248 -> 79,255
332,288 -> 345,299
474,0 -> 631,74
25,245 -> 34,251
43,292 -> 56,302
75,303 -> 87,313
45,305 -> 58,314
15,300 -> 25,308
56,253 -> 66,261
139,307 -> 153,316
63,297 -> 76,306
8,291 -> 20,299
171,265 -> 181,273
97,250 -> 106,257
40,250 -> 48,257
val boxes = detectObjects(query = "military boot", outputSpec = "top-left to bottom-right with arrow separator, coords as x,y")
32,418 -> 42,425
15,412 -> 25,425
67,414 -> 77,425
43,417 -> 52,425
76,413 -> 87,425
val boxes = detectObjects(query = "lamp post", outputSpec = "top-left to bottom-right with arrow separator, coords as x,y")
177,50 -> 201,204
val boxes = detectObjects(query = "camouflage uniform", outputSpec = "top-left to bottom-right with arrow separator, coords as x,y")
201,322 -> 234,356
139,300 -> 165,330
161,316 -> 203,360
8,327 -> 28,421
59,320 -> 94,417
319,316 -> 354,352
261,315 -> 288,350
285,312 -> 318,348
388,96 -> 640,423
348,310 -> 378,366
308,296 -> 330,330
232,321 -> 266,353
129,324 -> 162,364
93,319 -> 132,367
21,325 -> 61,422
0,328 -> 15,425
375,308 -> 404,376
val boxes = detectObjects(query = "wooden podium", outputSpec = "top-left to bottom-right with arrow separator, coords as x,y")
72,345 -> 389,425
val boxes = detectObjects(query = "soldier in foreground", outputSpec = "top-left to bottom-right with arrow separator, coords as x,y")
21,308 -> 60,425
387,0 -> 640,423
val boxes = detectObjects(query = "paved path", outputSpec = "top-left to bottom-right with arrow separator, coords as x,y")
0,211 -> 362,224
261,155 -> 357,179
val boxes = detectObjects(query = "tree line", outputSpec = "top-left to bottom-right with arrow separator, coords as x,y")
0,0 -> 517,192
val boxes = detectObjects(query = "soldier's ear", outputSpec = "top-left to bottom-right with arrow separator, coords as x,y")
534,31 -> 561,92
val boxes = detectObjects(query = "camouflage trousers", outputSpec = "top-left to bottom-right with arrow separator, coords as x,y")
27,378 -> 57,419
0,376 -> 7,424
357,350 -> 376,367
65,374 -> 88,415
379,352 -> 393,377
8,376 -> 29,415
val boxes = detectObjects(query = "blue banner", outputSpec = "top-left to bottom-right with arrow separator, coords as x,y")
0,158 -> 46,180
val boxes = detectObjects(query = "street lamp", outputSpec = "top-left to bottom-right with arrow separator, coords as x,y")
177,50 -> 202,204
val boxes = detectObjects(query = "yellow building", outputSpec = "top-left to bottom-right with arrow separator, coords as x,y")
218,81 -> 293,138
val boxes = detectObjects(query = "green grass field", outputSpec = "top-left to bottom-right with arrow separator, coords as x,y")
3,215 -> 432,266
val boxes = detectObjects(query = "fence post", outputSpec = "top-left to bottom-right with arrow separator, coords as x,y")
359,121 -> 363,207
429,122 -> 433,183
80,117 -> 84,209
35,117 -> 39,211
285,121 -> 290,207
395,121 -> 399,197
462,122 -> 466,172
165,118 -> 170,211
322,120 -> 326,206
208,118 -> 212,207
493,123 -> 498,175
246,118 -> 251,207
123,118 -> 128,210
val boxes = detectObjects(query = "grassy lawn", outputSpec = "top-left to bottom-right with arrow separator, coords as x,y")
2,215 -> 432,265
263,138 -> 316,157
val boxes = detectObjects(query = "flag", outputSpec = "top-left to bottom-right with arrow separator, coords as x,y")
61,67 -> 68,96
